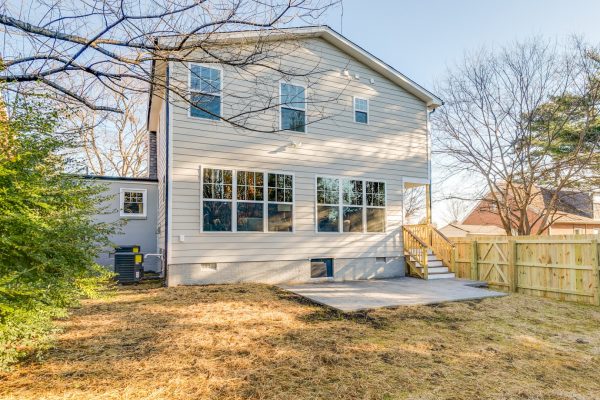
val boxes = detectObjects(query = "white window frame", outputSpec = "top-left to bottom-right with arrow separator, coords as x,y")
279,81 -> 307,133
353,96 -> 369,124
188,63 -> 223,121
200,165 -> 295,233
120,188 -> 147,218
314,175 -> 387,234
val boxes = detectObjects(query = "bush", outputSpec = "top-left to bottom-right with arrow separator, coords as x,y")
0,100 -> 115,368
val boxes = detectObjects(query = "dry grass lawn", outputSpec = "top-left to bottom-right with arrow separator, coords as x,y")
1,282 -> 600,400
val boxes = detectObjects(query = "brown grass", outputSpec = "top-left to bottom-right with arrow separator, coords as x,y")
1,282 -> 600,400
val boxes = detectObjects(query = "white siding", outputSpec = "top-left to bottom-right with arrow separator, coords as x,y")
164,37 -> 428,265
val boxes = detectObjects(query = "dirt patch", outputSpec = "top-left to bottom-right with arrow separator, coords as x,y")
1,282 -> 599,399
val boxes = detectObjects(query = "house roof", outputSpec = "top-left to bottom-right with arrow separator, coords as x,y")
146,25 -> 443,130
440,223 -> 507,237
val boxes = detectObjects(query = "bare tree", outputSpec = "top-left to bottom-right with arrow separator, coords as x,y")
0,0 -> 339,130
404,186 -> 425,224
444,198 -> 469,224
433,38 -> 600,235
72,88 -> 148,177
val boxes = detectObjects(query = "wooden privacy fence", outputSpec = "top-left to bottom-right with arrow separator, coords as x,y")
450,235 -> 600,305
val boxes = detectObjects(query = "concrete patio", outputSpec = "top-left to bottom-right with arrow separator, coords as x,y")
279,277 -> 506,312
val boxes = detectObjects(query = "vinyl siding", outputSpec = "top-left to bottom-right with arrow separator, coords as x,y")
164,37 -> 429,264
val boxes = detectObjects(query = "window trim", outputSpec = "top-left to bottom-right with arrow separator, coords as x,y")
188,62 -> 224,121
119,188 -> 148,218
200,165 -> 295,233
353,96 -> 369,125
279,80 -> 308,133
314,175 -> 387,234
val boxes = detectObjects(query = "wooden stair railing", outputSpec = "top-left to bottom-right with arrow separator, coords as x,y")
402,226 -> 429,279
403,224 -> 456,276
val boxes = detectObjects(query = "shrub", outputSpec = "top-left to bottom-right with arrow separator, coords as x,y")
0,100 -> 115,368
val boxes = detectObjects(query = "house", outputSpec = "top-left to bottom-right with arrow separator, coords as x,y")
85,132 -> 160,272
439,223 -> 506,238
461,186 -> 600,235
142,26 -> 443,286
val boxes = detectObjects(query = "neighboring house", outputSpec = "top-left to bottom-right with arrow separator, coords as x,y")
439,223 -> 506,238
145,26 -> 442,286
85,133 -> 160,272
461,186 -> 600,235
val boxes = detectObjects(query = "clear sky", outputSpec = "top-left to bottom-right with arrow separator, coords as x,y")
322,1 -> 600,224
323,0 -> 600,93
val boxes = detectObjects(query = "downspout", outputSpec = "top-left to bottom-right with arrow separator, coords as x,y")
163,61 -> 171,286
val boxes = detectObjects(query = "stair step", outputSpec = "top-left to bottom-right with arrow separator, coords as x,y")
426,272 -> 455,280
416,266 -> 449,274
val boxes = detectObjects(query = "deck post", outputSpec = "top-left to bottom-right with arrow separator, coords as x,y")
470,240 -> 478,280
508,239 -> 517,292
425,183 -> 431,225
592,239 -> 600,306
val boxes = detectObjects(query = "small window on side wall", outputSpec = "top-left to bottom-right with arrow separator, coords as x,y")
120,188 -> 147,218
354,97 -> 368,124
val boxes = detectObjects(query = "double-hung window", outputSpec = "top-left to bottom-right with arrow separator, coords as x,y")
120,188 -> 147,218
316,177 -> 386,233
190,64 -> 221,120
366,181 -> 386,232
281,83 -> 306,132
267,173 -> 294,232
354,97 -> 368,124
202,168 -> 233,231
316,177 -> 340,232
236,171 -> 264,232
202,168 -> 294,232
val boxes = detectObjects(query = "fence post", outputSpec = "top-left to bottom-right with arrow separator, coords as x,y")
470,240 -> 478,280
592,239 -> 600,306
508,239 -> 517,293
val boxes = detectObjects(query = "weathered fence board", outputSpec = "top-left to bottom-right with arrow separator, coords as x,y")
449,235 -> 600,305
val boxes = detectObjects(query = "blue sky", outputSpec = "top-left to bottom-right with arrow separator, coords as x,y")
323,0 -> 600,93
322,1 -> 600,223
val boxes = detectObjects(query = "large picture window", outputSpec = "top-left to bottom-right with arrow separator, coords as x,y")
201,168 -> 294,232
281,82 -> 306,132
316,177 -> 386,233
190,64 -> 221,120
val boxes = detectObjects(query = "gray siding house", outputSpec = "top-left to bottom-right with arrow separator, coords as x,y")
145,26 -> 442,286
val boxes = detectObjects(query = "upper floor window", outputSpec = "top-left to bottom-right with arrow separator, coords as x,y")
120,188 -> 147,218
190,64 -> 221,120
201,168 -> 294,232
281,82 -> 306,132
354,97 -> 368,124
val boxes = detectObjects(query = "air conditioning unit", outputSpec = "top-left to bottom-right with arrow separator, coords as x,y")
114,251 -> 144,284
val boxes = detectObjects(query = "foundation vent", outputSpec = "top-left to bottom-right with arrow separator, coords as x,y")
200,263 -> 218,270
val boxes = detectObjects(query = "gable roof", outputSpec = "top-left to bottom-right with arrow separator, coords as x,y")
146,25 -> 442,130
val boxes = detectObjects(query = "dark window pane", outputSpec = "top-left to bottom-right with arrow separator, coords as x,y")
284,175 -> 292,188
318,205 -> 339,232
256,173 -> 264,186
281,107 -> 305,132
237,171 -> 246,185
366,181 -> 385,206
191,93 -> 221,120
203,201 -> 232,231
355,111 -> 368,124
268,204 -> 293,232
311,258 -> 333,278
268,173 -> 276,187
255,187 -> 264,201
283,189 -> 293,203
343,207 -> 363,232
366,208 -> 385,232
237,203 -> 264,232
268,188 -> 276,202
276,188 -> 284,202
124,202 -> 143,214
237,185 -> 247,200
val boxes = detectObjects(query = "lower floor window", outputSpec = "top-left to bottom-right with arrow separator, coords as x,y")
316,177 -> 386,233
202,168 -> 294,232
311,258 -> 333,278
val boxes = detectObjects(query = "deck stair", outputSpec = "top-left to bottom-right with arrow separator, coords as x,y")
402,224 -> 456,280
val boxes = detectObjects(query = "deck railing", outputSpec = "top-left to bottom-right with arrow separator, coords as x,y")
402,226 -> 429,279
403,224 -> 456,274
